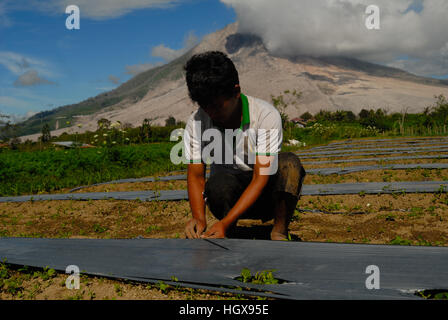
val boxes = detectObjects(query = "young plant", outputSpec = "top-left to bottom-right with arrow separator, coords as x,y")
235,268 -> 284,285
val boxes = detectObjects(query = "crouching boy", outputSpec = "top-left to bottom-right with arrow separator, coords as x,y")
183,51 -> 306,240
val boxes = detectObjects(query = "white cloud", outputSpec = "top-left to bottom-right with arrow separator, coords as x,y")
0,51 -> 58,78
6,0 -> 181,20
0,96 -> 40,123
14,70 -> 56,87
5,111 -> 39,124
151,31 -> 198,62
221,0 -> 448,77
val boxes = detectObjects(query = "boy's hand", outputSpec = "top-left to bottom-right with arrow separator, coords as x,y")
185,218 -> 206,239
201,221 -> 227,239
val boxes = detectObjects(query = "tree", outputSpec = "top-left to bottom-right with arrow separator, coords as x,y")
315,110 -> 332,122
271,89 -> 303,130
300,112 -> 313,121
345,111 -> 356,122
333,110 -> 347,122
165,116 -> 176,127
140,118 -> 153,143
9,137 -> 21,150
176,120 -> 186,127
122,122 -> 134,129
0,120 -> 21,142
41,123 -> 51,143
97,118 -> 111,130
431,94 -> 448,124
397,107 -> 409,135
358,108 -> 391,131
359,109 -> 370,119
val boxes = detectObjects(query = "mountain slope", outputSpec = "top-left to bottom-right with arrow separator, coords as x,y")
18,22 -> 448,142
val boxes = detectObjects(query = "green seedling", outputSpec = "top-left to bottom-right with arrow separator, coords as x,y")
389,236 -> 413,246
385,214 -> 396,222
437,185 -> 447,195
93,224 -> 107,233
408,207 -> 424,218
114,284 -> 123,297
88,290 -> 96,300
416,290 -> 448,300
135,215 -> 144,224
157,281 -> 169,294
145,225 -> 160,234
235,268 -> 283,285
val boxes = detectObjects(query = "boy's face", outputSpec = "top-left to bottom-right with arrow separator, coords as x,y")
200,85 -> 241,127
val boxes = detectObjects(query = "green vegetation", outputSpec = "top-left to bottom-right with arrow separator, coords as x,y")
93,224 -> 107,234
389,236 -> 413,246
235,268 -> 284,285
388,236 -> 443,246
0,143 -> 186,197
145,225 -> 161,234
114,284 -> 123,297
416,290 -> 448,300
156,281 -> 169,294
270,92 -> 448,145
0,261 -> 57,298
41,124 -> 51,143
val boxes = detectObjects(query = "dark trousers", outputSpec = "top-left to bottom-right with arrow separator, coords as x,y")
203,152 -> 306,222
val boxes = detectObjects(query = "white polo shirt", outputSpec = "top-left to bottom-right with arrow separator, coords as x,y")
183,94 -> 283,176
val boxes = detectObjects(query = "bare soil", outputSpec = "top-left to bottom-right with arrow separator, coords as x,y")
303,158 -> 448,169
49,168 -> 448,194
0,266 -> 259,300
299,151 -> 448,163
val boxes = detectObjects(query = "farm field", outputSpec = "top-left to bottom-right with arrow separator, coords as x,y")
1,136 -> 448,300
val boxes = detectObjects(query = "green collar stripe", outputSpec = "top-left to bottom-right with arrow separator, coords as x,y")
240,93 -> 250,130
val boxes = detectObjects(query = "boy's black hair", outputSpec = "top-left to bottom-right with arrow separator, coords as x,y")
184,51 -> 240,108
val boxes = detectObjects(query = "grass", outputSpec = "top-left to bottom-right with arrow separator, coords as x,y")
0,143 -> 186,197
389,236 -> 413,246
0,262 -> 57,298
93,224 -> 107,234
388,236 -> 443,246
408,207 -> 424,218
145,225 -> 161,234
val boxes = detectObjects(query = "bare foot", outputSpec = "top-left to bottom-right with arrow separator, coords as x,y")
270,231 -> 288,241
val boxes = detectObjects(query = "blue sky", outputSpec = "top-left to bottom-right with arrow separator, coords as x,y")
0,0 -> 236,121
1,0 -> 447,122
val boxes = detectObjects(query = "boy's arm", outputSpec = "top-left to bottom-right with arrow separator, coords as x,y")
202,155 -> 274,239
185,163 -> 207,239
